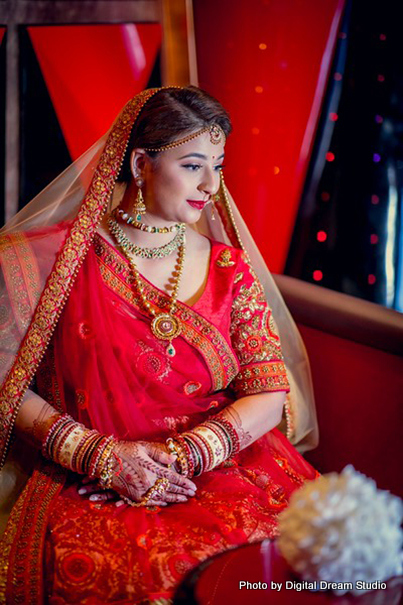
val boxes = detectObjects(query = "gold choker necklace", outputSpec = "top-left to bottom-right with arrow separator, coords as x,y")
107,216 -> 185,260
114,208 -> 181,234
108,219 -> 186,357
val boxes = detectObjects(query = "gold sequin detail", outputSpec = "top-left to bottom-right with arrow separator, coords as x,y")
216,249 -> 235,267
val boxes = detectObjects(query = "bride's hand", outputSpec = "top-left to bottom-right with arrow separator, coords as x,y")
111,440 -> 197,507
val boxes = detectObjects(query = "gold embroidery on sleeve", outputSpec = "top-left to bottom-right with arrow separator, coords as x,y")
216,249 -> 235,267
230,266 -> 289,396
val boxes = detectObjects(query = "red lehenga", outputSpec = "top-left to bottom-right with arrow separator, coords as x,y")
1,230 -> 317,604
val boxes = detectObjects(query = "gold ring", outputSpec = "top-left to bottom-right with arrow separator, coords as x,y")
148,477 -> 170,499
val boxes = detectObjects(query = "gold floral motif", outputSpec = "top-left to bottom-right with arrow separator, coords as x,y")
231,278 -> 283,365
233,362 -> 289,397
216,248 -> 235,267
230,262 -> 289,397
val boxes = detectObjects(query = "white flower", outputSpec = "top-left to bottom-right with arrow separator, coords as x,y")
277,465 -> 403,594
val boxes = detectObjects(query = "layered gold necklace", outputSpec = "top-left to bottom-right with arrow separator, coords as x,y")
108,216 -> 185,260
107,215 -> 186,357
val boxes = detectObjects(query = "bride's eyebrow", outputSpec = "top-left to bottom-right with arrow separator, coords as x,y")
178,152 -> 225,160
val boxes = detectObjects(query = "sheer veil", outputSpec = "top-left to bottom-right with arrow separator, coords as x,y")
0,88 -> 318,487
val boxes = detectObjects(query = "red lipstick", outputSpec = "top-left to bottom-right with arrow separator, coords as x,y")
186,200 -> 208,210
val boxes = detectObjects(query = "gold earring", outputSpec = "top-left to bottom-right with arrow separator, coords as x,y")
133,178 -> 146,221
211,193 -> 220,221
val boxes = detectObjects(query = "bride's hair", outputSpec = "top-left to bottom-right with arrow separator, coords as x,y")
118,86 -> 232,182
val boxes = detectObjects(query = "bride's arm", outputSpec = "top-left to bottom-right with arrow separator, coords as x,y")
158,391 -> 285,478
217,390 -> 285,450
15,389 -> 60,446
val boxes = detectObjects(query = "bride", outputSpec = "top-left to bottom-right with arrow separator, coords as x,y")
0,85 -> 318,603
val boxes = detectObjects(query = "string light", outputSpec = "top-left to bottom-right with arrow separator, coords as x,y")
368,274 -> 376,285
255,85 -> 264,93
273,166 -> 280,175
370,234 -> 379,244
259,43 -> 267,50
317,231 -> 327,242
373,153 -> 381,163
329,113 -> 338,121
375,115 -> 383,124
313,270 -> 323,282
326,152 -> 335,162
377,74 -> 385,82
371,194 -> 380,204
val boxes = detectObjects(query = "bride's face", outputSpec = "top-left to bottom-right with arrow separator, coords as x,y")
132,131 -> 225,224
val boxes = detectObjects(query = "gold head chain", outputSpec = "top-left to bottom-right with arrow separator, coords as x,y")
143,124 -> 226,152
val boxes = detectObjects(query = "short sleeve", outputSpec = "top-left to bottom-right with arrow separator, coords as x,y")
229,252 -> 290,397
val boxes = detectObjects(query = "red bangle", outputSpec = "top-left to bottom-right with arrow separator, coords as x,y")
112,452 -> 123,477
212,415 -> 240,455
175,434 -> 195,478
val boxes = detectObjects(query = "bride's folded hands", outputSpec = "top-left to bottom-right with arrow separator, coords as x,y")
78,440 -> 197,507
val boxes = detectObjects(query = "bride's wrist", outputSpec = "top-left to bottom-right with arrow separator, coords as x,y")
42,413 -> 118,482
166,413 -> 240,478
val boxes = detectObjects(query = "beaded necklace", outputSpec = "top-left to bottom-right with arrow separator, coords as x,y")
113,207 -> 181,234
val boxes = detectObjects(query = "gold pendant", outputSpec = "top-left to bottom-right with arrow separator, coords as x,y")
151,313 -> 181,342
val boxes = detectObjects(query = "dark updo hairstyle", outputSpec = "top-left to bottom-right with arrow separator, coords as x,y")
118,86 -> 232,182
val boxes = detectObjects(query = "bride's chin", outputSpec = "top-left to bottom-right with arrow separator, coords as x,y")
182,206 -> 204,223
154,204 -> 204,225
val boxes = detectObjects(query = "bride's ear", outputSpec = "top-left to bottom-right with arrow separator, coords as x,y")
130,149 -> 147,179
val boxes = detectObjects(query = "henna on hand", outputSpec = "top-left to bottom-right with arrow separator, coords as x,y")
219,407 -> 252,449
23,402 -> 60,447
110,441 -> 197,506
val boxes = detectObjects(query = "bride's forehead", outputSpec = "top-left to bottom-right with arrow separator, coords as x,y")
169,132 -> 225,158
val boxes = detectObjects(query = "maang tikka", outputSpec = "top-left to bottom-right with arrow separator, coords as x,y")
133,177 -> 146,221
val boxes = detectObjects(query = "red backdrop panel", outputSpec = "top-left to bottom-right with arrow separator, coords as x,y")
194,0 -> 345,273
0,28 -> 5,46
300,325 -> 403,498
28,24 -> 162,160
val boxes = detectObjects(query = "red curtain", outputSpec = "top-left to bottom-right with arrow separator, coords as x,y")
194,0 -> 345,273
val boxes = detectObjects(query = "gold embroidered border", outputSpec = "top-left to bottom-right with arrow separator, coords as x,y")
94,241 -> 239,391
233,361 -> 290,397
0,89 -> 161,468
0,233 -> 41,334
0,478 -> 29,604
0,462 -> 65,604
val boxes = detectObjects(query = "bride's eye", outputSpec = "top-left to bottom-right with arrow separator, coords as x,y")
182,164 -> 202,171
214,164 -> 225,172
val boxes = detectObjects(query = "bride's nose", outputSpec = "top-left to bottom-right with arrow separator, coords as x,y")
198,169 -> 216,197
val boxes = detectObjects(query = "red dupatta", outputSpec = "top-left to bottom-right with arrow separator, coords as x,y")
0,89 -> 161,468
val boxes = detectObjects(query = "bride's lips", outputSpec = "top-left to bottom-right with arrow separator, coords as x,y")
186,199 -> 208,210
